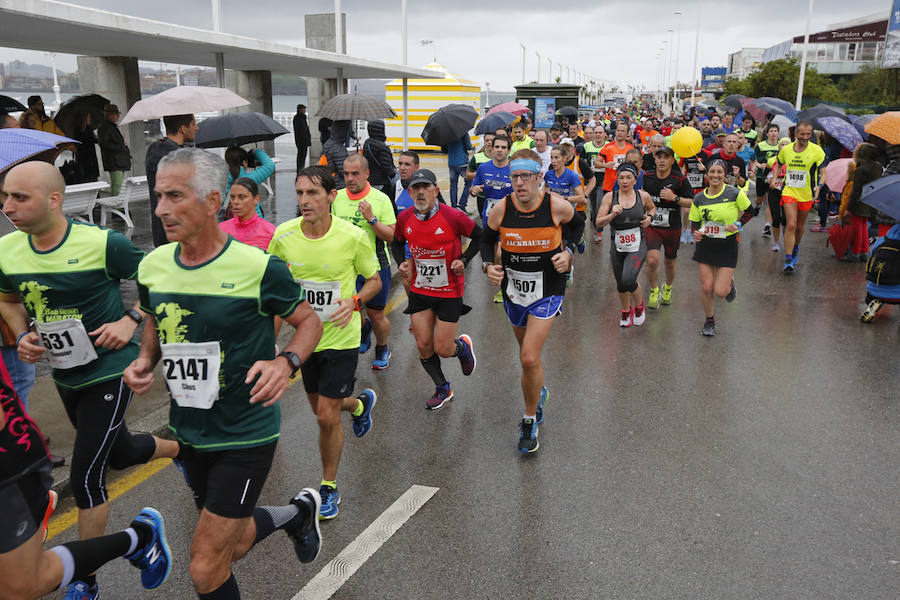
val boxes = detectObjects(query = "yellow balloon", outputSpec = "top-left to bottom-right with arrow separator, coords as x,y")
671,126 -> 703,158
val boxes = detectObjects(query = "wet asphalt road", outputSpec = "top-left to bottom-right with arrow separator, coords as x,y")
42,142 -> 899,599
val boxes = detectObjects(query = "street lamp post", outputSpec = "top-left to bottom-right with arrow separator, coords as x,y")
795,0 -> 815,109
691,1 -> 701,106
674,11 -> 682,108
401,0 -> 408,150
536,51 -> 541,82
520,43 -> 526,84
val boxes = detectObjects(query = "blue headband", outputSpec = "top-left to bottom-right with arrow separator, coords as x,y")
509,158 -> 541,173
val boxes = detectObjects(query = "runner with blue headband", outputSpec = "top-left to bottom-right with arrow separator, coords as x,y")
480,149 -> 585,454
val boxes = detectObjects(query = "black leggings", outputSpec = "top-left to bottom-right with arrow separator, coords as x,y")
767,188 -> 786,228
58,377 -> 156,509
590,189 -> 601,232
610,242 -> 647,293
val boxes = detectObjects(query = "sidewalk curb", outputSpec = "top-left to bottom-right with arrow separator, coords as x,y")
50,404 -> 172,499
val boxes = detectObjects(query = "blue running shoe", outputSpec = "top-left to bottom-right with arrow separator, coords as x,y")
63,581 -> 99,600
790,253 -> 799,269
577,239 -> 586,254
535,386 -> 549,425
351,389 -> 377,438
426,383 -> 453,410
318,485 -> 341,520
456,334 -> 476,376
125,507 -> 172,590
518,418 -> 539,453
285,487 -> 322,563
359,317 -> 372,354
372,345 -> 391,370
783,258 -> 794,275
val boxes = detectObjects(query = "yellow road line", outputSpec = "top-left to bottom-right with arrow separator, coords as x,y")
46,458 -> 172,542
46,289 -> 410,540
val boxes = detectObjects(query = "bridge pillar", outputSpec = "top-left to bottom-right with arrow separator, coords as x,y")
225,69 -> 274,156
305,13 -> 347,162
76,56 -> 146,176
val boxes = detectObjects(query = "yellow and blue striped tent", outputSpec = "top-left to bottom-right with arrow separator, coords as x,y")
385,63 -> 481,150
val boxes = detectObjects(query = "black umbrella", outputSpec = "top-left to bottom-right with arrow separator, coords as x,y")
797,103 -> 851,125
556,105 -> 578,118
54,94 -> 109,137
474,111 -> 517,135
0,95 -> 27,113
195,111 -> 290,148
722,94 -> 745,111
421,104 -> 477,146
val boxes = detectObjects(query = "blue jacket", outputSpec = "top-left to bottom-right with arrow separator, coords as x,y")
447,135 -> 472,167
225,149 -> 275,217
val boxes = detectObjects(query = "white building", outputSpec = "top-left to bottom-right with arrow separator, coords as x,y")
727,48 -> 765,80
761,13 -> 888,76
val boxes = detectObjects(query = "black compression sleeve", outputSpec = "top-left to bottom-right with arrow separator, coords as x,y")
390,240 -> 407,266
461,223 -> 483,266
480,225 -> 500,264
739,209 -> 754,226
562,210 -> 586,245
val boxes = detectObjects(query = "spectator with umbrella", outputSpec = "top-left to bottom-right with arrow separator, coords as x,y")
224,146 -> 275,217
293,104 -> 311,172
97,104 -> 131,196
323,120 -> 351,189
837,143 -> 882,261
445,133 -> 473,212
25,95 -> 65,136
363,120 -> 396,199
146,114 -> 199,246
71,110 -> 100,184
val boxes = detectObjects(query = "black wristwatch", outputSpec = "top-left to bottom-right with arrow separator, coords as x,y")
277,351 -> 302,376
125,308 -> 143,325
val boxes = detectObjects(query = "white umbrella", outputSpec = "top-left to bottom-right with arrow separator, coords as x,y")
120,86 -> 250,124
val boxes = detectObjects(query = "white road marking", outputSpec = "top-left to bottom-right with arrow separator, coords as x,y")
292,484 -> 439,600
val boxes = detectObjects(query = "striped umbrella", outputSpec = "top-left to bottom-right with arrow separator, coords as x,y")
864,112 -> 900,145
315,92 -> 396,121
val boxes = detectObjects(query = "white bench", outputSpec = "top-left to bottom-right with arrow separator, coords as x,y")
98,176 -> 147,229
62,181 -> 109,223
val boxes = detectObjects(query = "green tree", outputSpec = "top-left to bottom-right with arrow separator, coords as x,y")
837,64 -> 900,107
723,57 -> 839,103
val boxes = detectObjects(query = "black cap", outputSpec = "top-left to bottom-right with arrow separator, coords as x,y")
654,146 -> 675,157
408,169 -> 437,187
550,122 -> 563,131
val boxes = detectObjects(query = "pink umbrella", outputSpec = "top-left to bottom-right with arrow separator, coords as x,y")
740,97 -> 767,122
824,158 -> 853,194
486,101 -> 531,117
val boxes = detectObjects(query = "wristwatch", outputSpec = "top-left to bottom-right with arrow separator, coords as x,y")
277,351 -> 302,376
367,216 -> 378,225
125,308 -> 143,325
351,294 -> 363,311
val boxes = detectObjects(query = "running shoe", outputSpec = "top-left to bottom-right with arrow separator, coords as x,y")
593,232 -> 602,243
492,290 -> 503,303
725,279 -> 736,303
809,224 -> 828,233
840,252 -> 859,263
660,283 -> 673,305
762,223 -> 772,236
426,383 -> 453,410
680,229 -> 689,244
860,299 -> 883,323
792,246 -> 800,260
632,302 -> 646,326
285,487 -> 322,562
518,418 -> 539,453
701,319 -> 716,336
172,457 -> 191,488
125,507 -> 172,590
565,265 -> 574,287
318,485 -> 341,520
619,308 -> 633,328
577,239 -> 586,254
456,334 -> 476,376
63,581 -> 99,600
372,345 -> 391,370
359,317 -> 373,354
536,386 -> 549,425
647,287 -> 660,310
351,389 -> 377,438
783,258 -> 794,275
771,242 -> 781,252
41,489 -> 57,542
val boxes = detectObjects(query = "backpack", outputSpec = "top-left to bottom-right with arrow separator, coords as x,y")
866,238 -> 900,286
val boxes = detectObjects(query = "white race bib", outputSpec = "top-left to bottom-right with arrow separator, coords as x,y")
160,341 -> 221,410
613,154 -> 626,168
687,172 -> 703,188
415,258 -> 449,289
702,221 -> 728,239
299,279 -> 341,322
785,169 -> 808,188
35,318 -> 98,370
485,198 -> 498,218
505,268 -> 543,307
651,207 -> 670,228
615,227 -> 642,252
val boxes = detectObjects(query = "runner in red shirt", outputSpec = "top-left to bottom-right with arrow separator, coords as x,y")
392,169 -> 482,410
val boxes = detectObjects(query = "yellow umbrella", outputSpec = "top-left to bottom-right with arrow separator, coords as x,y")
864,112 -> 900,145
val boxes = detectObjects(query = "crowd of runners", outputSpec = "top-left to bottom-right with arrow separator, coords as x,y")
1,96 -> 898,600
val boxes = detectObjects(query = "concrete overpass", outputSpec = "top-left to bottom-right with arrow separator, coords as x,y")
0,0 -> 436,169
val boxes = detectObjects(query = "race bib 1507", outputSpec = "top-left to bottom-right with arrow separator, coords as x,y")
505,268 -> 543,307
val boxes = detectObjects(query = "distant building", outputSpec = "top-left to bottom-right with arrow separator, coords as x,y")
727,48 -> 765,80
700,67 -> 727,93
761,12 -> 888,76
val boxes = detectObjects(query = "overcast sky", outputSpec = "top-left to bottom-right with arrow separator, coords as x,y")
0,0 -> 891,90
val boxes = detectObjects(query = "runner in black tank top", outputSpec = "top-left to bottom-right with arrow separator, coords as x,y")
596,162 -> 655,327
481,149 -> 585,454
